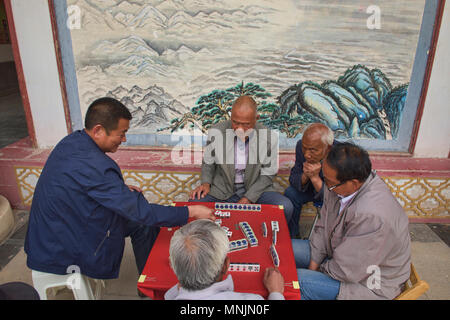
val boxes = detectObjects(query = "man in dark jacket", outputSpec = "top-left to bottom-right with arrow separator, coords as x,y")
284,123 -> 334,237
25,97 -> 214,282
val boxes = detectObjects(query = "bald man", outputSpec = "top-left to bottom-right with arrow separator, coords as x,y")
284,123 -> 335,238
190,96 -> 294,223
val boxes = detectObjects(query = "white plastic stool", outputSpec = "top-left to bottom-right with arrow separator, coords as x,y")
31,269 -> 99,300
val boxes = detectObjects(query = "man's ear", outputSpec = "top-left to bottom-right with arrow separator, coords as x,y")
92,124 -> 106,138
348,179 -> 362,191
221,256 -> 230,277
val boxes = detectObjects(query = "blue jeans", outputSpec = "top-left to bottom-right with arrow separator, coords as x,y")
284,186 -> 316,237
291,239 -> 340,300
125,221 -> 160,275
189,189 -> 294,223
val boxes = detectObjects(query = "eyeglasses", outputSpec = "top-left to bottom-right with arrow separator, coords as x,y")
327,181 -> 347,192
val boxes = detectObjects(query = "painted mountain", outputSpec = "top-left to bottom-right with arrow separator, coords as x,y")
162,65 -> 408,140
67,0 -> 425,141
274,65 -> 408,139
106,84 -> 190,133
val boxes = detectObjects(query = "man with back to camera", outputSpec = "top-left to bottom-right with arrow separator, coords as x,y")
284,123 -> 335,238
189,95 -> 294,223
165,219 -> 285,300
291,142 -> 411,299
25,97 -> 215,287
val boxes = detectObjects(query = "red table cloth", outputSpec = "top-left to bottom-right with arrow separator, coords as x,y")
137,202 -> 301,300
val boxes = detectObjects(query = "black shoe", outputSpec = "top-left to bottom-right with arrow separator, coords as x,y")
137,289 -> 146,298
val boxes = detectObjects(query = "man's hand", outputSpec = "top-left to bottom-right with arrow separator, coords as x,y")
187,205 -> 215,221
263,268 -> 284,294
128,185 -> 143,193
237,197 -> 251,204
303,162 -> 323,193
190,183 -> 211,200
309,260 -> 320,271
303,162 -> 322,179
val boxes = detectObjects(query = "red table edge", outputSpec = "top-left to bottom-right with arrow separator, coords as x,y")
137,202 -> 301,300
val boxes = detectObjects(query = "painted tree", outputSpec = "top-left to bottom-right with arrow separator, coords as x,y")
191,89 -> 235,129
159,82 -> 277,133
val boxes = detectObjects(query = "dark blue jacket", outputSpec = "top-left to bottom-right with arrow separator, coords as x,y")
24,130 -> 188,279
289,139 -> 337,204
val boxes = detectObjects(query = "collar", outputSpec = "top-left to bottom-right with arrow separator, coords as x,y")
232,129 -> 256,142
338,190 -> 358,203
169,275 -> 235,299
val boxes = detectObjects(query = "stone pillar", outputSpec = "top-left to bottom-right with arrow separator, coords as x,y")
0,195 -> 15,243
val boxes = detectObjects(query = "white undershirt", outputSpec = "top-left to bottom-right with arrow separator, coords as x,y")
338,191 -> 358,214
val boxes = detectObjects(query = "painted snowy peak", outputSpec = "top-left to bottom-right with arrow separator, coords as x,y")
89,35 -> 213,77
106,84 -> 189,133
70,0 -> 276,31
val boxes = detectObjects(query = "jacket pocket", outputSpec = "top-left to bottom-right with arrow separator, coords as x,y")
94,230 -> 110,256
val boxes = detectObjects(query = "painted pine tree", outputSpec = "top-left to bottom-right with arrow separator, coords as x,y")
159,82 -> 278,133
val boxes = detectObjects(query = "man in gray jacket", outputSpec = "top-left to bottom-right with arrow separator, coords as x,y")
291,142 -> 411,299
190,95 -> 293,222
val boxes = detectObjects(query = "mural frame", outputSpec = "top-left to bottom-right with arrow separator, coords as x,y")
51,0 -> 445,154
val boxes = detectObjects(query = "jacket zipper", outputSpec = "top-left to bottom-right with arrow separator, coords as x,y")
94,230 -> 110,256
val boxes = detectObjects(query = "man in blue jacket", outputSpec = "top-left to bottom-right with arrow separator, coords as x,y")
24,97 -> 214,282
284,123 -> 334,238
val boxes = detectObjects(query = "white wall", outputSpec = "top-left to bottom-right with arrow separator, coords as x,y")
10,0 -> 68,148
414,2 -> 450,158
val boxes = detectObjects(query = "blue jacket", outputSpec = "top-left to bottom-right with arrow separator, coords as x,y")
289,139 -> 338,204
25,130 -> 188,279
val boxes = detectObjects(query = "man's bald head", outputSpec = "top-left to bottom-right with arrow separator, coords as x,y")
231,96 -> 259,133
303,123 -> 334,147
232,96 -> 257,116
301,123 -> 334,163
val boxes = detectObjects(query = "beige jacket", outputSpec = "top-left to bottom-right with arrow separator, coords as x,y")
310,171 -> 411,299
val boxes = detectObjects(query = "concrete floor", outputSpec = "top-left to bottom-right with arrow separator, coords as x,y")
0,211 -> 449,300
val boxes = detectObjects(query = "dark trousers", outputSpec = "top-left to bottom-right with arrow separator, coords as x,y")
284,186 -> 317,238
124,221 -> 160,275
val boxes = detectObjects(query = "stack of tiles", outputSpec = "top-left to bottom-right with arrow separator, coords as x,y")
215,210 -> 231,218
239,222 -> 258,247
221,226 -> 232,238
270,244 -> 280,267
215,203 -> 261,212
261,222 -> 268,238
271,221 -> 279,232
272,229 -> 277,245
271,221 -> 279,245
229,263 -> 261,272
229,238 -> 248,252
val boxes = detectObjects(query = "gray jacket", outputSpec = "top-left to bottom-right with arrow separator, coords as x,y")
201,120 -> 277,202
310,171 -> 411,299
164,275 -> 285,300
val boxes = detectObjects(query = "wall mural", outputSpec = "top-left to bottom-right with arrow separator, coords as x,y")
66,0 -> 425,145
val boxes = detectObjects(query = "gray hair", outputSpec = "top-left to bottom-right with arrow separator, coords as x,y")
169,219 -> 229,291
304,123 -> 334,146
